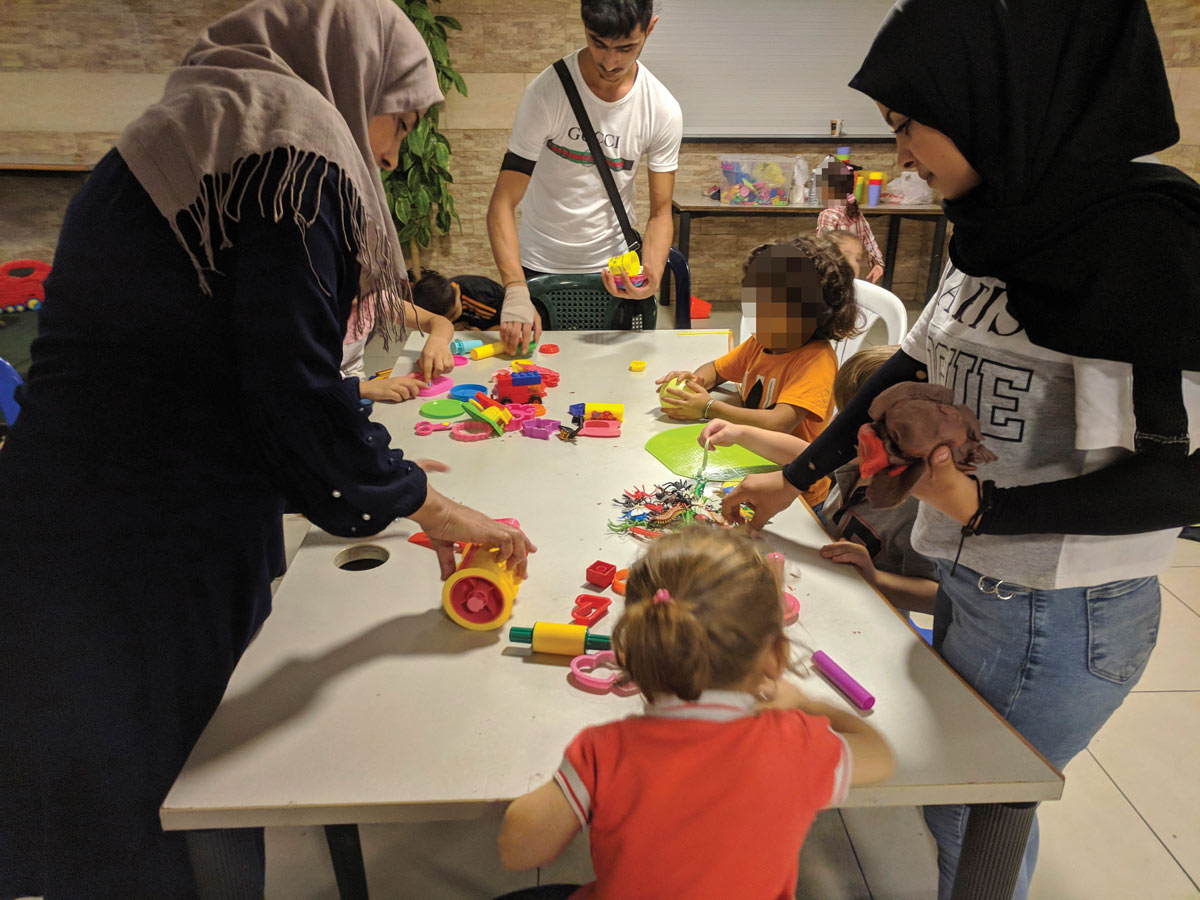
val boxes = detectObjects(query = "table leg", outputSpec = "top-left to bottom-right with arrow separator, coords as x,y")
950,801 -> 1037,900
678,211 -> 692,261
927,215 -> 949,300
881,215 -> 901,291
325,823 -> 370,900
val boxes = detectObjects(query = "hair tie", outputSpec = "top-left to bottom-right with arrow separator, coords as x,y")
654,588 -> 673,605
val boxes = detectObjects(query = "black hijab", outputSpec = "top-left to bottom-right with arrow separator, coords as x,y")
849,0 -> 1200,370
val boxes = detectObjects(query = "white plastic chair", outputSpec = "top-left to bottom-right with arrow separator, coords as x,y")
835,279 -> 908,363
739,280 -> 908,357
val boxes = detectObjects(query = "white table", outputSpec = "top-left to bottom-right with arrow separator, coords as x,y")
163,330 -> 1061,899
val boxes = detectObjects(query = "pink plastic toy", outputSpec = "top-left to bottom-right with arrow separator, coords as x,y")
451,421 -> 494,442
569,651 -> 639,696
571,593 -> 612,626
453,355 -> 468,366
782,591 -> 800,625
579,419 -> 621,438
522,417 -> 561,439
414,421 -> 452,436
417,375 -> 453,397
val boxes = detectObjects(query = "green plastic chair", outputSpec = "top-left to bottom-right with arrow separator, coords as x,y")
527,273 -> 658,331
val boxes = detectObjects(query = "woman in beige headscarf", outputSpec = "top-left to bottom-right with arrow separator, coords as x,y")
0,1 -> 533,896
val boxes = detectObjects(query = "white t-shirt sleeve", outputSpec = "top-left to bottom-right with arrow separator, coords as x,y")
646,96 -> 683,173
900,295 -> 936,363
507,71 -> 554,162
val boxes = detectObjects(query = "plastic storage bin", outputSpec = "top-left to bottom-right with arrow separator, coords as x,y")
718,155 -> 791,206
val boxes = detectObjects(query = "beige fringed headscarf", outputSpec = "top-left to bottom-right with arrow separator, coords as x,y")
117,0 -> 443,344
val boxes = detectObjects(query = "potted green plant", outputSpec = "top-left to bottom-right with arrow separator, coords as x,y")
384,0 -> 467,272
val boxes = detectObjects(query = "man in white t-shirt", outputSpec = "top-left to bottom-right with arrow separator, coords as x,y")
486,0 -> 683,353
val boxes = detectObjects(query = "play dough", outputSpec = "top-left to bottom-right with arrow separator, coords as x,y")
658,376 -> 689,409
644,424 -> 779,480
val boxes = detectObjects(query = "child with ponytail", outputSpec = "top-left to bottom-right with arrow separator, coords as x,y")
814,158 -> 885,283
497,527 -> 894,899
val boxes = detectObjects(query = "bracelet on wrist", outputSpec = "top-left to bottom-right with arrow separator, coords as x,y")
702,398 -> 715,419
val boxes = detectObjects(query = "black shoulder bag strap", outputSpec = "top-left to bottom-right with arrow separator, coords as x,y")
553,58 -> 641,253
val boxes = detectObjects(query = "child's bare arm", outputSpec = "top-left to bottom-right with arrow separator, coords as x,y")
403,301 -> 455,382
820,541 -> 938,615
708,400 -> 805,433
497,780 -> 581,871
699,420 -> 809,466
765,681 -> 896,786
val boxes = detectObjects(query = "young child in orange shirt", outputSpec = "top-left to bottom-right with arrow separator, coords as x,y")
656,236 -> 860,507
497,527 -> 894,900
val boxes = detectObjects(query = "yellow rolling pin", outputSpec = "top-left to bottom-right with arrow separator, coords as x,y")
508,621 -> 611,655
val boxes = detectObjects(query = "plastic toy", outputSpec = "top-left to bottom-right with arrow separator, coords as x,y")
571,593 -> 611,626
580,419 -> 620,438
609,481 -> 728,536
512,360 -> 561,387
509,622 -> 611,656
443,541 -> 523,630
0,259 -> 50,310
450,338 -> 483,355
451,421 -> 494,442
588,403 -> 623,422
782,591 -> 800,625
607,249 -> 648,290
449,383 -> 489,402
569,651 -> 639,696
473,391 -> 504,410
416,375 -> 453,397
502,405 -> 537,433
463,397 -> 511,435
470,341 -> 504,360
612,568 -> 628,596
494,369 -> 545,405
629,360 -> 646,372
419,398 -> 465,419
658,376 -> 689,409
452,355 -> 468,367
813,650 -> 875,710
586,560 -> 617,589
521,417 -> 561,440
867,171 -> 884,208
539,344 -> 559,354
414,421 -> 452,436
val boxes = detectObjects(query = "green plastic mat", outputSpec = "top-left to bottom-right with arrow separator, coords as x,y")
644,423 -> 780,480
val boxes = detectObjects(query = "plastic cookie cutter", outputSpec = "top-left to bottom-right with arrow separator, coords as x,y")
579,419 -> 621,438
569,651 -> 639,696
450,421 -> 495,442
414,421 -> 452,436
571,593 -> 611,626
521,417 -> 561,440
782,591 -> 800,625
417,375 -> 453,397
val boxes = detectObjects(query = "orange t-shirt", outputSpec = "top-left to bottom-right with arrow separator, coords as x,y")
555,691 -> 851,900
712,337 -> 838,506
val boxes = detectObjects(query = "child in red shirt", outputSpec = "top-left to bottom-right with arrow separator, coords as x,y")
497,528 -> 895,900
656,237 -> 860,508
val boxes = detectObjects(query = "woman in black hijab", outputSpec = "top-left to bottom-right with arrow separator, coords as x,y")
726,1 -> 1199,896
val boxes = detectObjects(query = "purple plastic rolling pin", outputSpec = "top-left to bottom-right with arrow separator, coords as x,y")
812,651 -> 875,710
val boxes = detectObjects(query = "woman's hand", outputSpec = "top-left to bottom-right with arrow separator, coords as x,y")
820,539 -> 878,585
722,470 -> 801,530
417,335 -> 455,383
660,379 -> 711,420
699,419 -> 742,448
360,375 -> 423,402
909,445 -> 980,525
409,483 -> 537,580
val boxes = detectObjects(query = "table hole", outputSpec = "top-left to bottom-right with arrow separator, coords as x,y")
333,545 -> 390,571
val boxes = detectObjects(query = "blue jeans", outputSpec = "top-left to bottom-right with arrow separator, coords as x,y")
924,560 -> 1161,900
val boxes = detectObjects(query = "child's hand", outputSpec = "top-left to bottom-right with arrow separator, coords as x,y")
655,369 -> 698,389
821,539 -> 878,585
360,375 -> 423,403
756,677 -> 808,712
699,419 -> 741,448
867,264 -> 884,284
417,336 -> 454,383
661,379 -> 712,420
